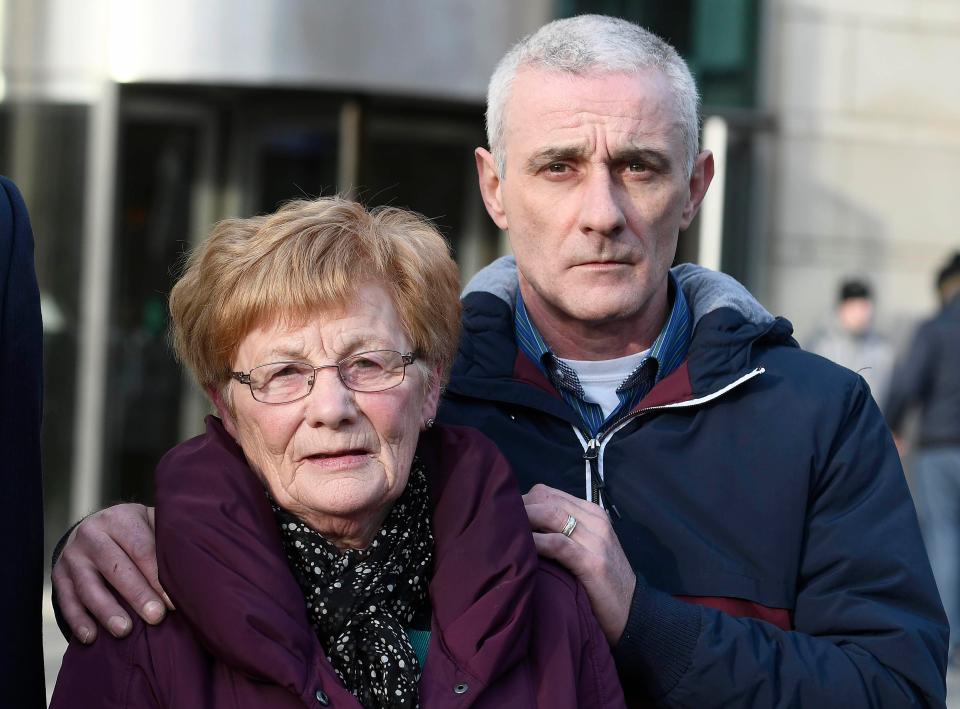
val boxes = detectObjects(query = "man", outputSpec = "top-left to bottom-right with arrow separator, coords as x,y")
808,279 -> 895,411
52,15 -> 947,706
0,176 -> 46,707
886,252 -> 960,663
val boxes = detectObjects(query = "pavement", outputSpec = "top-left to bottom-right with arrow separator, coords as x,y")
41,583 -> 960,706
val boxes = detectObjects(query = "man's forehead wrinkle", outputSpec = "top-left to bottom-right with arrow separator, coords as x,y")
526,104 -> 679,143
525,127 -> 674,163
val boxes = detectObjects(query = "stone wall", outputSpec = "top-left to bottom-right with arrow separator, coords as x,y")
763,0 -> 960,346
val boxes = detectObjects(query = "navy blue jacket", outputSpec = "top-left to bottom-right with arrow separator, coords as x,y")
885,294 -> 960,447
0,176 -> 45,706
438,260 -> 947,707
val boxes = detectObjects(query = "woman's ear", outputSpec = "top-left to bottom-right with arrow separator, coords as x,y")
206,385 -> 240,440
420,363 -> 445,426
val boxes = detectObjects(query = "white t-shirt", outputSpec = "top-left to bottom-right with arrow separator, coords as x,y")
557,350 -> 650,419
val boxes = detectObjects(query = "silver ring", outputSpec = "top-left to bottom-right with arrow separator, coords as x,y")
560,514 -> 578,538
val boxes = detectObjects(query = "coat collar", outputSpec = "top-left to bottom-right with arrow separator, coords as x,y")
452,259 -> 791,405
154,417 -> 539,703
154,417 -> 348,703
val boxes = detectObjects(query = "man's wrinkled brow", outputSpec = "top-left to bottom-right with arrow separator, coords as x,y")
524,144 -> 674,173
611,147 -> 673,173
523,146 -> 587,172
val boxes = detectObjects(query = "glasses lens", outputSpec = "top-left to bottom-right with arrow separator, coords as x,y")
249,361 -> 314,403
340,350 -> 406,392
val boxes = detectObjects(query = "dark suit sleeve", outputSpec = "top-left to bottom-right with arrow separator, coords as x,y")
884,320 -> 936,434
0,175 -> 46,707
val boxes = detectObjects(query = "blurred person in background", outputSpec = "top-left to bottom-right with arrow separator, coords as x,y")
808,279 -> 895,412
50,197 -> 626,709
49,15 -> 949,707
886,251 -> 960,663
0,176 -> 45,708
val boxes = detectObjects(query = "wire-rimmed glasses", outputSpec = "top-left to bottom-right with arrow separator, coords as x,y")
231,350 -> 416,404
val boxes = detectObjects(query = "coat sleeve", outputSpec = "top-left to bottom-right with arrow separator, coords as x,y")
0,176 -> 46,708
614,376 -> 948,707
49,615 -> 162,709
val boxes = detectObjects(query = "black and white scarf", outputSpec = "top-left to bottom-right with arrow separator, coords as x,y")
273,459 -> 433,709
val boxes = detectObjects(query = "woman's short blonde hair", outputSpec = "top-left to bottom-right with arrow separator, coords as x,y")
169,197 -> 462,396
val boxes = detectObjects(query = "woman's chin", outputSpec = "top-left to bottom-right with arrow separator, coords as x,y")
289,483 -> 394,546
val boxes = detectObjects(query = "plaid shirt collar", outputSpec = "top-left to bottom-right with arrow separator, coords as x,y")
514,272 -> 692,435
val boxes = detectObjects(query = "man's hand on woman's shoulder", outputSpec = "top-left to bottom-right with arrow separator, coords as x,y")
51,503 -> 172,643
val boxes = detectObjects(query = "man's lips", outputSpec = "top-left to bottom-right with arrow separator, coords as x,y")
574,259 -> 632,268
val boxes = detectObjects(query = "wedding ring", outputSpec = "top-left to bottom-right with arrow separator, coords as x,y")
560,514 -> 578,538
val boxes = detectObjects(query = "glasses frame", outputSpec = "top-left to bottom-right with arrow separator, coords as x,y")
231,350 -> 417,404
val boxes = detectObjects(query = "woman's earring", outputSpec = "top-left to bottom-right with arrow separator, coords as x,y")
424,418 -> 435,430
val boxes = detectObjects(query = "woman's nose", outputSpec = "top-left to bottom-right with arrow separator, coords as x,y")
303,366 -> 358,428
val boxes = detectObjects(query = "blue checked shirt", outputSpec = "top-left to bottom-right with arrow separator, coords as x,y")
515,272 -> 692,437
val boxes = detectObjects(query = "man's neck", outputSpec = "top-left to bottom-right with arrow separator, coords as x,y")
518,279 -> 670,361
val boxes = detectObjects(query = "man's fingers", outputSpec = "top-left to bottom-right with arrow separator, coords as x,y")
111,507 -> 172,618
523,483 -> 608,518
96,543 -> 167,625
526,485 -> 637,642
62,558 -> 133,639
524,500 -> 564,533
532,527 -> 636,644
524,499 -> 606,539
58,504 -> 169,628
532,531 -> 597,577
145,506 -> 175,610
51,565 -> 98,644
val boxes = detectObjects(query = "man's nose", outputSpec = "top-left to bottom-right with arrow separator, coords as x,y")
304,366 -> 358,428
579,169 -> 626,237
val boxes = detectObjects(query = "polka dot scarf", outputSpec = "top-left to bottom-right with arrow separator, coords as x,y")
273,459 -> 433,709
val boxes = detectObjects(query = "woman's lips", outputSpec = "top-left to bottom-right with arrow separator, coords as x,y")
302,450 -> 373,470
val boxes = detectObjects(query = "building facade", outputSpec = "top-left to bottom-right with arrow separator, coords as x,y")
2,0 -> 955,549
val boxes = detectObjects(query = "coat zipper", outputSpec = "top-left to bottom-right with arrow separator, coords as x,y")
573,367 -> 766,516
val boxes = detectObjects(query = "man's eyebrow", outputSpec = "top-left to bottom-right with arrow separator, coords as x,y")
524,145 -> 588,172
524,145 -> 674,173
610,147 -> 673,172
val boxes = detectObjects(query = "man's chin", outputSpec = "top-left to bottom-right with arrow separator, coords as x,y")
555,298 -> 644,327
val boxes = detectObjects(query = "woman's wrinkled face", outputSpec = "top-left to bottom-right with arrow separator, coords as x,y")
216,282 -> 441,549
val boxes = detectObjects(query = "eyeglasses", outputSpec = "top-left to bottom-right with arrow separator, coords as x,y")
231,350 -> 417,404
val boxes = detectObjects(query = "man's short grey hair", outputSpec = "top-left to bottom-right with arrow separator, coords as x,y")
486,15 -> 701,179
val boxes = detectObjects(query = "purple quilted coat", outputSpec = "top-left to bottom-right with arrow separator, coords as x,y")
51,418 -> 625,708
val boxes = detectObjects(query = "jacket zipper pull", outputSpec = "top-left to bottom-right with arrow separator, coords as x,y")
584,438 -> 599,461
583,438 -> 601,505
583,438 -> 621,519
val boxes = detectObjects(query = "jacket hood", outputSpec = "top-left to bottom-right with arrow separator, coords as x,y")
461,256 -> 776,333
456,257 -> 795,399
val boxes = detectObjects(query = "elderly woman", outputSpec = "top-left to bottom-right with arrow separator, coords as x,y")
51,198 -> 625,709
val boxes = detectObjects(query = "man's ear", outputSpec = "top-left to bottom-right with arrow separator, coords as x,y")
475,147 -> 509,231
680,150 -> 715,230
420,362 -> 445,426
206,385 -> 240,440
